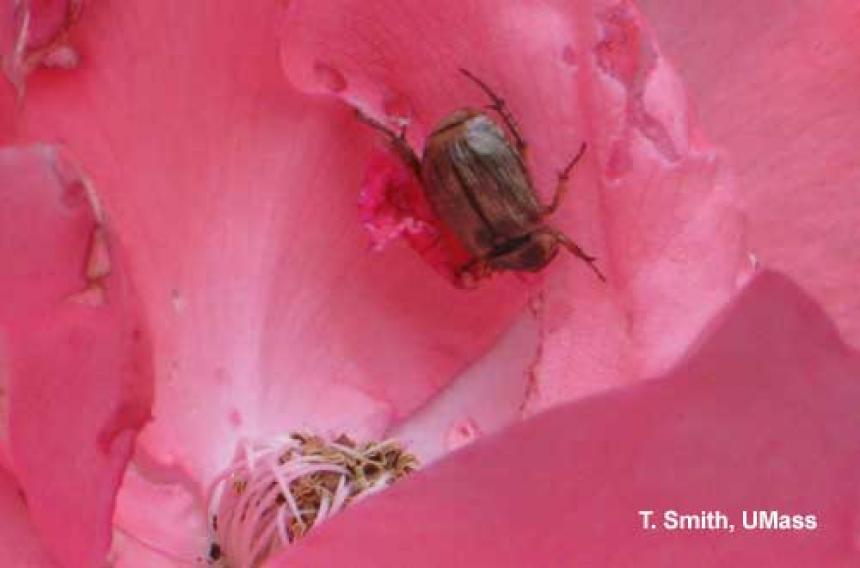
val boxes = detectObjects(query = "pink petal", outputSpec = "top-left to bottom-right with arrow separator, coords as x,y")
640,0 -> 860,348
0,0 -> 82,92
0,146 -> 153,566
112,458 -> 208,565
14,0 -> 527,518
109,532 -> 187,568
273,271 -> 860,566
280,0 -> 748,411
391,314 -> 541,460
0,466 -> 55,567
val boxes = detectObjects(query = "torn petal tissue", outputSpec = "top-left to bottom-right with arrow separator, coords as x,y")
357,148 -> 473,285
1,0 -> 82,89
638,0 -> 860,351
0,146 -> 154,568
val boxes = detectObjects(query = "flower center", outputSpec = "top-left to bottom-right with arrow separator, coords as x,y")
205,432 -> 419,567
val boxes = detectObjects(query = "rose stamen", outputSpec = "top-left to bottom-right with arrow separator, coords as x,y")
206,433 -> 418,567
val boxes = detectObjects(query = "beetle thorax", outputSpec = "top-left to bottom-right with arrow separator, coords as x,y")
463,114 -> 509,155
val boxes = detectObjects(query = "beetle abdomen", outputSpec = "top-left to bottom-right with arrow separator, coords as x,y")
422,110 -> 544,256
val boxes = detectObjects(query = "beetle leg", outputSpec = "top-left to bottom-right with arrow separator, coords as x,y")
455,256 -> 492,287
354,109 -> 422,175
459,68 -> 528,158
544,143 -> 587,215
547,227 -> 606,282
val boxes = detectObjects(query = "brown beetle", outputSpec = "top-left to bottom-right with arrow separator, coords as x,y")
358,69 -> 605,282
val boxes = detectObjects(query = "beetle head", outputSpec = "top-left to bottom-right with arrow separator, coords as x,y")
488,231 -> 560,272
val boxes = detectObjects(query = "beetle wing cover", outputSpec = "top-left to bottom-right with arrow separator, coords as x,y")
422,113 -> 543,255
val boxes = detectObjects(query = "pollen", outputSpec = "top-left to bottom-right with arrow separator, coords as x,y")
205,433 -> 418,567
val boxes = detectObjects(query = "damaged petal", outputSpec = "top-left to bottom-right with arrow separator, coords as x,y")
444,418 -> 482,452
39,43 -> 78,69
357,148 -> 484,287
0,143 -> 155,566
50,148 -> 105,223
3,0 -> 84,92
85,226 -> 111,281
48,150 -> 115,305
68,225 -> 110,307
357,149 -> 436,249
66,284 -> 105,307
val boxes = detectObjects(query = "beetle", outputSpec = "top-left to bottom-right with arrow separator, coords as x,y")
357,69 -> 605,283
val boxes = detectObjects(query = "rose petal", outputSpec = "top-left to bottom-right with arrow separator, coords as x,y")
639,0 -> 860,349
391,312 -> 541,461
0,145 -> 153,566
14,0 -> 528,520
280,0 -> 748,411
112,457 -> 208,565
273,271 -> 860,566
0,0 -> 82,92
0,465 -> 55,567
109,531 -> 188,568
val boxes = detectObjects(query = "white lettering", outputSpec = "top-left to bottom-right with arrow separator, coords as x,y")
638,510 -> 655,529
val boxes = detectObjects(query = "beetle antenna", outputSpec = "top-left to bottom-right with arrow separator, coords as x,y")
560,143 -> 588,180
459,68 -> 501,103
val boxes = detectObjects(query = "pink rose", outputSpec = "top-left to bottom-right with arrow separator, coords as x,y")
0,0 -> 857,566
